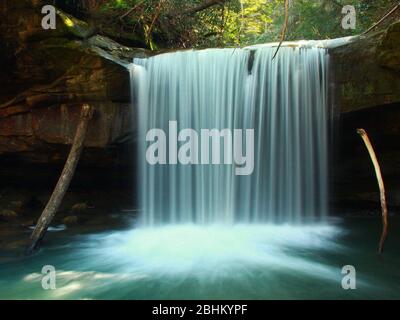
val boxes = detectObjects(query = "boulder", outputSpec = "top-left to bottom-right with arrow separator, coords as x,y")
70,202 -> 92,214
62,215 -> 79,225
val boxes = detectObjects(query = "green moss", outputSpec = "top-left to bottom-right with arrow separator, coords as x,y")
56,10 -> 95,39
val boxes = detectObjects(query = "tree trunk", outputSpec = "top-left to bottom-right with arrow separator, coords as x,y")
26,104 -> 94,254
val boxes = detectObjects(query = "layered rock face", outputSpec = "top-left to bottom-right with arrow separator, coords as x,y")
0,0 -> 146,168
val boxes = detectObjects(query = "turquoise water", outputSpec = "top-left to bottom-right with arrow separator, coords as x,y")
0,217 -> 399,300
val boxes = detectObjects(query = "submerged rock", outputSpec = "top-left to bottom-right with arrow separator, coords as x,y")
70,202 -> 93,214
62,215 -> 79,225
0,210 -> 18,219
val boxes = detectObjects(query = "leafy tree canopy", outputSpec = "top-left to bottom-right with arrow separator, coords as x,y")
56,0 -> 400,49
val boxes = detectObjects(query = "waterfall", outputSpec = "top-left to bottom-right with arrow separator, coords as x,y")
131,45 -> 329,226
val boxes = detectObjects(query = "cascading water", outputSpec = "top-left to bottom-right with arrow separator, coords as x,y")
6,41 -> 399,300
8,44 -> 377,301
132,45 -> 329,226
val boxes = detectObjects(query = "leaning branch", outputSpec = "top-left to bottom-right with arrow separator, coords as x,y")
119,0 -> 145,20
145,0 -> 166,46
272,0 -> 289,60
357,129 -> 389,254
26,104 -> 95,254
362,3 -> 400,35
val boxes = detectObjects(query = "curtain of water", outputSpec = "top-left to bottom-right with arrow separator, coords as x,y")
131,46 -> 329,226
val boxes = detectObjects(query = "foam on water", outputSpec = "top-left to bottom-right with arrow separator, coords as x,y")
76,224 -> 342,280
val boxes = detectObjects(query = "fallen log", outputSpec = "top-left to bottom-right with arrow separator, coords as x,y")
26,104 -> 94,254
357,129 -> 389,254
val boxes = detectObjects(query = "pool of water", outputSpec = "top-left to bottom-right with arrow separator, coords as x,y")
0,217 -> 399,299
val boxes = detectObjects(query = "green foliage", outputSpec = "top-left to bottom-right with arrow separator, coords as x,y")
286,0 -> 400,40
64,0 -> 400,49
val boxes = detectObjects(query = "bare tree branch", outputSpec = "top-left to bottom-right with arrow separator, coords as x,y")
362,3 -> 400,35
272,0 -> 290,60
119,0 -> 145,20
184,0 -> 229,15
357,129 -> 389,254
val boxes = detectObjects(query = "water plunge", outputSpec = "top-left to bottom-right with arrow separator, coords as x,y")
132,45 -> 329,226
7,45 -> 380,300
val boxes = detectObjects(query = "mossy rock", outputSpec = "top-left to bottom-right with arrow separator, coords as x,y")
377,21 -> 400,71
56,10 -> 97,39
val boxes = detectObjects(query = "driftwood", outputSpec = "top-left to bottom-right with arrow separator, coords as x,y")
26,104 -> 94,254
357,129 -> 388,254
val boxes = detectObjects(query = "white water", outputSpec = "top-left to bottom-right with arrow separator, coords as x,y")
132,46 -> 329,225
15,224 -> 351,300
75,224 -> 343,280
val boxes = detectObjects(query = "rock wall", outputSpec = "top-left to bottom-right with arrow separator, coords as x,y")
330,22 -> 400,211
330,22 -> 400,113
0,0 -> 147,168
